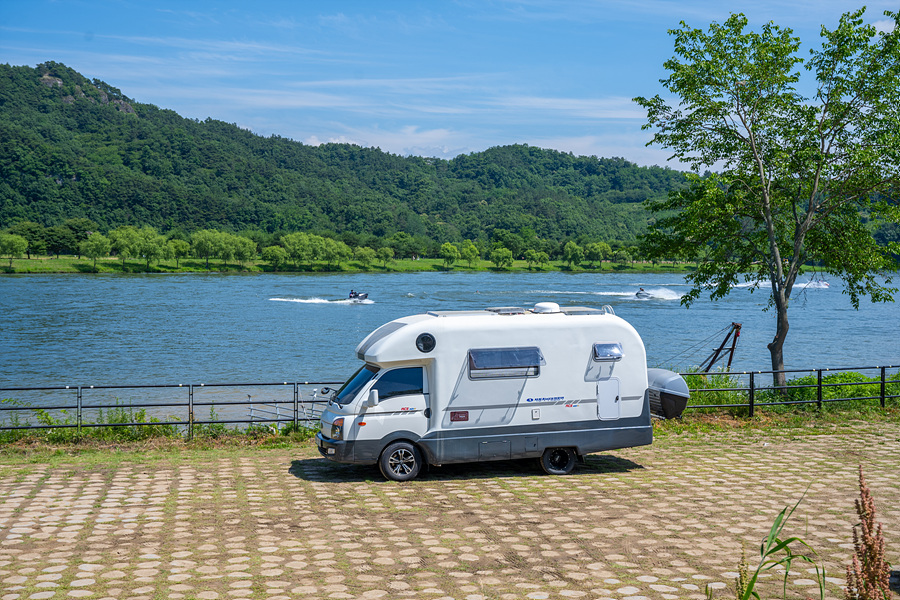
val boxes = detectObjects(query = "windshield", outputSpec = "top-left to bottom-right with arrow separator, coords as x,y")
334,364 -> 379,405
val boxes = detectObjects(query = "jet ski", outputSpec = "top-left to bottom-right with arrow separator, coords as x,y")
348,291 -> 369,302
635,288 -> 651,299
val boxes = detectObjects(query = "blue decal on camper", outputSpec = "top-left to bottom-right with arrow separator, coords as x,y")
525,396 -> 564,403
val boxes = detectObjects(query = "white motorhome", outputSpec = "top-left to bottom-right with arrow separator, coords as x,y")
316,302 -> 688,481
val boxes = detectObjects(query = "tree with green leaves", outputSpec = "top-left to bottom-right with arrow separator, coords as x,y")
584,242 -> 611,268
281,232 -> 312,267
45,225 -> 78,258
215,232 -> 237,268
0,233 -> 28,267
354,246 -> 376,268
635,8 -> 900,386
523,248 -> 550,269
460,240 -> 480,268
109,225 -> 140,269
489,247 -> 514,269
79,232 -> 110,270
562,241 -> 583,267
261,245 -> 289,271
168,239 -> 191,268
191,229 -> 219,270
440,242 -> 460,268
7,221 -> 46,258
376,246 -> 394,268
321,237 -> 351,268
136,226 -> 167,268
64,218 -> 99,241
231,235 -> 257,268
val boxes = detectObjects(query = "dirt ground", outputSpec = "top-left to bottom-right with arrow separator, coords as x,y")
1,426 -> 898,600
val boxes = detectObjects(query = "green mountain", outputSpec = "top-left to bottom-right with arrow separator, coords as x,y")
0,62 -> 687,243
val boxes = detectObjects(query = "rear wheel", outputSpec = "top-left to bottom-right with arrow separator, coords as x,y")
540,447 -> 576,475
379,441 -> 423,481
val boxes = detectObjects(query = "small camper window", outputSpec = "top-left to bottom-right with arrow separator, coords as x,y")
592,342 -> 624,362
468,347 -> 545,379
372,367 -> 424,400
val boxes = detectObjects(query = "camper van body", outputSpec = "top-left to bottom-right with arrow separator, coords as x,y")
316,304 -> 667,480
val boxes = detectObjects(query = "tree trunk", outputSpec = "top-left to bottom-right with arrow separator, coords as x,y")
768,299 -> 789,390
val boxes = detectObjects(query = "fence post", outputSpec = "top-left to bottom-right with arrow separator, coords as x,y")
817,369 -> 823,411
881,366 -> 886,409
188,385 -> 194,441
293,383 -> 299,429
748,372 -> 755,418
77,386 -> 82,437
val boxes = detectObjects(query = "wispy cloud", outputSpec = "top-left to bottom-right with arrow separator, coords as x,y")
495,95 -> 645,120
305,124 -> 472,158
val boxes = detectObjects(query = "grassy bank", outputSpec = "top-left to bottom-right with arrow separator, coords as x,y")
1,255 -> 696,275
2,391 -> 897,463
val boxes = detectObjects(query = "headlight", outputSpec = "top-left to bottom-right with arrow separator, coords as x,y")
330,418 -> 344,441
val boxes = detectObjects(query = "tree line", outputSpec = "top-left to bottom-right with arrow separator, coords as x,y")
0,217 -> 645,271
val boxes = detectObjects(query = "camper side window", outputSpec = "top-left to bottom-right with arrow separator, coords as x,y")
592,342 -> 624,362
468,347 -> 545,380
372,367 -> 424,400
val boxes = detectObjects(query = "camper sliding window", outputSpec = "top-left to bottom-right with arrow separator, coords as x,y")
467,347 -> 545,380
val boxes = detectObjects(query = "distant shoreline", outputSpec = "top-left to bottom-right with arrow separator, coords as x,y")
1,256 -> 698,275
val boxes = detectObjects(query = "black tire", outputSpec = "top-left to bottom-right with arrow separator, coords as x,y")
540,447 -> 577,475
379,441 -> 423,481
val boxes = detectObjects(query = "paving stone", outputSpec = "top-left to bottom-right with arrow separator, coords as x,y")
0,426 -> 897,599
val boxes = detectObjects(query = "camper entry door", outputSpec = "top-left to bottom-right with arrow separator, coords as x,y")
596,378 -> 620,420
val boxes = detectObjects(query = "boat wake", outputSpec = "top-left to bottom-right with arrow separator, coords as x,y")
269,297 -> 374,305
734,280 -> 829,290
798,280 -> 830,289
631,287 -> 683,300
533,288 -> 683,300
733,280 -> 768,289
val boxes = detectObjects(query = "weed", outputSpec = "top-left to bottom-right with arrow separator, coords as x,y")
708,490 -> 825,600
845,466 -> 891,600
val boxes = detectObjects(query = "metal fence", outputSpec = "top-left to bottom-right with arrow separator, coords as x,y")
0,381 -> 341,438
680,364 -> 900,417
1,364 -> 898,437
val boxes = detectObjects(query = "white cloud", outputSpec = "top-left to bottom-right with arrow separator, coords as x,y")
873,19 -> 896,33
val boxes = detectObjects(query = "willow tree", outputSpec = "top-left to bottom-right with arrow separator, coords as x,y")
635,9 -> 900,386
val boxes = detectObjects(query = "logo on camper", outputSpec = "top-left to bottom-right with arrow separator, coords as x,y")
525,396 -> 564,403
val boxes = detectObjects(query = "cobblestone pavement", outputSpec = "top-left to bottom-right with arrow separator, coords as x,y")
1,426 -> 898,600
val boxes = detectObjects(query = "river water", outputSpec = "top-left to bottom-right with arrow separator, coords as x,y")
1,271 -> 898,388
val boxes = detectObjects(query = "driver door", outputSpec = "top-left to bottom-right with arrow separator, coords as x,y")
357,367 -> 429,441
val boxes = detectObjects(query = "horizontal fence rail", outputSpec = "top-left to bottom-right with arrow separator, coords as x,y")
678,364 -> 900,417
0,381 -> 342,439
1,364 -> 898,438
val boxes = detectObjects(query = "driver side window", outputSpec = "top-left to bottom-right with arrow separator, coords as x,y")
372,367 -> 424,401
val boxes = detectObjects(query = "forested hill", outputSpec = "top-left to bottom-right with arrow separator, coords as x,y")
0,62 -> 687,243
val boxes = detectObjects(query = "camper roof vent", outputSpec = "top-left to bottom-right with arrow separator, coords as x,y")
559,306 -> 602,315
486,306 -> 525,315
532,302 -> 561,314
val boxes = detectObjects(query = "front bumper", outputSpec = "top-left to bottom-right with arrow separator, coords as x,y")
315,432 -> 353,462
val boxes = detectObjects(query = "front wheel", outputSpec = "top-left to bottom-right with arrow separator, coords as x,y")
379,441 -> 423,481
540,447 -> 576,475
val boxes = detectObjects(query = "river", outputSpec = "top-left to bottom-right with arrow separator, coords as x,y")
1,271 -> 898,388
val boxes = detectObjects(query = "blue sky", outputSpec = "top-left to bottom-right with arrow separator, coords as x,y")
1,1 -> 896,167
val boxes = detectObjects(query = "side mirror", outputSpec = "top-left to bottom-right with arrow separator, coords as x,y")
366,389 -> 380,407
